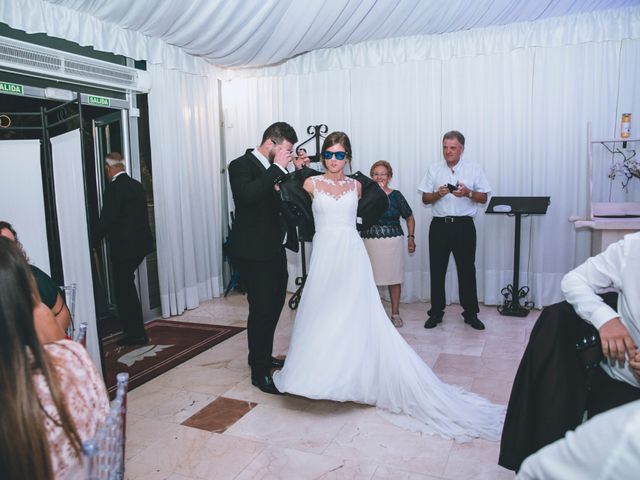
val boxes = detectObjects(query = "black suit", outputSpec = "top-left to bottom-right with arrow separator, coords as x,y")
228,149 -> 296,378
94,172 -> 153,339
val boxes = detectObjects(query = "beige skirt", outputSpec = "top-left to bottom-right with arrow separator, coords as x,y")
363,236 -> 404,286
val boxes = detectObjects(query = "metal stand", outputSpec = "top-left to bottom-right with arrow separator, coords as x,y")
486,196 -> 550,317
498,212 -> 534,316
288,235 -> 307,310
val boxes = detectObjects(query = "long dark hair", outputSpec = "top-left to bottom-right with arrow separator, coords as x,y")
0,221 -> 28,261
0,237 -> 81,480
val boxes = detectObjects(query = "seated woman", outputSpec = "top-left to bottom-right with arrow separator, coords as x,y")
0,221 -> 71,334
0,237 -> 109,480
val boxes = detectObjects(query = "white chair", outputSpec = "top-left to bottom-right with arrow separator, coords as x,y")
62,283 -> 77,338
82,372 -> 129,480
74,322 -> 88,347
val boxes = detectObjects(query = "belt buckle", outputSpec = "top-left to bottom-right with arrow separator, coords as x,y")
444,216 -> 454,224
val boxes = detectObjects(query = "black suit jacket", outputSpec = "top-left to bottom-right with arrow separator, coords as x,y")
228,149 -> 298,261
94,173 -> 154,261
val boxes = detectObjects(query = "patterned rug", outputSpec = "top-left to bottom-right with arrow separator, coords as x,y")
102,319 -> 245,395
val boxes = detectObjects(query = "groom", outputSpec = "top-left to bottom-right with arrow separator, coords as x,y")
228,122 -> 298,394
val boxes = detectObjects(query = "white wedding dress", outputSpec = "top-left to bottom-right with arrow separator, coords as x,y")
273,176 -> 505,442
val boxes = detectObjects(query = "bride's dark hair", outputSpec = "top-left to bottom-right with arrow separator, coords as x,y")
321,131 -> 352,169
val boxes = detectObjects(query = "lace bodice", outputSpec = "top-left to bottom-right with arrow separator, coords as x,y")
311,176 -> 358,232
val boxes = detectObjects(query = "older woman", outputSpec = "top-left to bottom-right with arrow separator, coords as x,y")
360,161 -> 415,327
0,237 -> 109,479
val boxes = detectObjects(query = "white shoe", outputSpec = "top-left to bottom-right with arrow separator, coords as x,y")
391,314 -> 403,328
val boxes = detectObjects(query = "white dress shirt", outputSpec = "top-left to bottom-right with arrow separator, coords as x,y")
561,232 -> 640,388
111,170 -> 126,182
517,399 -> 640,480
417,159 -> 491,217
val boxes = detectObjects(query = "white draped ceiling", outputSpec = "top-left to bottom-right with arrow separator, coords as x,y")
1,1 -> 639,313
4,0 -> 640,68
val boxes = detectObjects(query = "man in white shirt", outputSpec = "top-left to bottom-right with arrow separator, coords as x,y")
499,233 -> 640,472
561,232 -> 640,387
418,131 -> 491,330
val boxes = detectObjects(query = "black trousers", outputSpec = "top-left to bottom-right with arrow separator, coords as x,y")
112,254 -> 147,339
498,294 -> 640,472
234,249 -> 288,378
428,216 -> 479,318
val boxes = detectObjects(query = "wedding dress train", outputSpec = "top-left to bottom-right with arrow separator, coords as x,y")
273,176 -> 504,442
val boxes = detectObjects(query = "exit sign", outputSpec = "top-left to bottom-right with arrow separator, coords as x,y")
88,95 -> 111,107
0,82 -> 24,95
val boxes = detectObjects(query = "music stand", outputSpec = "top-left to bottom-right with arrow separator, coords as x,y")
288,226 -> 307,310
486,196 -> 550,317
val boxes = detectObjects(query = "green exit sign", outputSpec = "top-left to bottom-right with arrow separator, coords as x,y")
88,95 -> 111,107
0,82 -> 24,95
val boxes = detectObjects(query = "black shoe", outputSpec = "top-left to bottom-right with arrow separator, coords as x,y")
251,375 -> 284,395
464,316 -> 485,330
424,315 -> 443,329
116,335 -> 150,346
271,357 -> 285,368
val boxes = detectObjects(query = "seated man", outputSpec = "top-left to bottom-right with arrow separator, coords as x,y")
499,232 -> 640,471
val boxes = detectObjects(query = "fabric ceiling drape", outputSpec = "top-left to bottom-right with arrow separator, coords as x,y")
221,12 -> 640,308
147,64 -> 224,317
18,0 -> 640,68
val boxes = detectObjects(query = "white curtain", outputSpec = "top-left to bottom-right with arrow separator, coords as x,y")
0,140 -> 50,274
51,130 -> 101,370
221,20 -> 640,308
147,64 -> 224,317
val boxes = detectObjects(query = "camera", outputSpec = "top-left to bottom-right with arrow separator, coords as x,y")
446,183 -> 458,193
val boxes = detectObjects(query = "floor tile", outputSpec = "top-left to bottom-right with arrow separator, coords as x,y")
235,446 -> 377,480
182,396 -> 257,433
442,439 -> 514,480
224,403 -> 349,454
130,423 -> 265,479
323,408 -> 453,476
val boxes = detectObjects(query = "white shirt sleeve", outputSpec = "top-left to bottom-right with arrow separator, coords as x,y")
516,400 -> 640,480
417,166 -> 435,193
560,237 -> 625,329
473,164 -> 491,194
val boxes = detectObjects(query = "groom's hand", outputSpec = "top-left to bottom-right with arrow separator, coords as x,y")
273,147 -> 292,170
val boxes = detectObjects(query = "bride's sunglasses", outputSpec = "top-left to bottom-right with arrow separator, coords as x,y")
321,151 -> 348,160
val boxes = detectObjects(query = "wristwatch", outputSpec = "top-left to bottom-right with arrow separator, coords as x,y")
467,190 -> 473,198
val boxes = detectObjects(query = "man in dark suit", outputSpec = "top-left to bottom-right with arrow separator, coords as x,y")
228,122 -> 298,395
94,152 -> 154,346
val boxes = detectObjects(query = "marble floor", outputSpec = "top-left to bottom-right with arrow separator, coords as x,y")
125,293 -> 539,480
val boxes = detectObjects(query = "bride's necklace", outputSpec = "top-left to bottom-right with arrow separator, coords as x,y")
319,175 -> 350,186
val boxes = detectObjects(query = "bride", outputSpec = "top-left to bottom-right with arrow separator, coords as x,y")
272,131 -> 504,442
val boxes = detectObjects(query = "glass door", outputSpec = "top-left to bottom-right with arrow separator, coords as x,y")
92,111 -> 124,337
